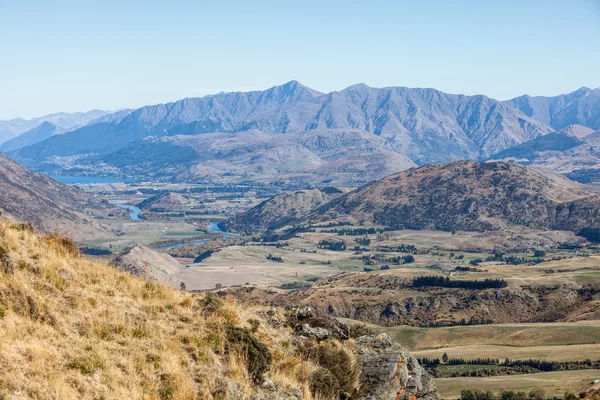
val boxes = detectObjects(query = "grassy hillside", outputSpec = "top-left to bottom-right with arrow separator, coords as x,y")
0,222 -> 356,399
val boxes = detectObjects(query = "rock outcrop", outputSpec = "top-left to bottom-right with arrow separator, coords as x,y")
356,333 -> 440,400
287,307 -> 440,400
111,245 -> 184,288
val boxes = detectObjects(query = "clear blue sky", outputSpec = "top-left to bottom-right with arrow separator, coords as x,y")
1,0 -> 599,119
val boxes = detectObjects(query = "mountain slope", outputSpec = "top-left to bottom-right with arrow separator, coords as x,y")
304,161 -> 598,232
0,153 -> 116,239
225,187 -> 348,233
9,82 -> 552,184
508,87 -> 600,131
0,222 -> 439,400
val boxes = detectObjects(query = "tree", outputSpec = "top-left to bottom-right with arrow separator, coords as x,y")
442,352 -> 449,364
528,388 -> 545,400
215,283 -> 223,290
404,255 -> 415,263
564,392 -> 577,400
533,250 -> 546,258
461,390 -> 476,400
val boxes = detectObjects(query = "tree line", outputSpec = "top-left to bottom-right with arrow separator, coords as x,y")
413,276 -> 508,289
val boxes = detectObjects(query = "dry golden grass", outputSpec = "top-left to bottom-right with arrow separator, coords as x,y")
0,223 -> 325,399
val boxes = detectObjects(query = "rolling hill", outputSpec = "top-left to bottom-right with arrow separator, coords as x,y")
302,161 -> 600,232
224,187 -> 349,233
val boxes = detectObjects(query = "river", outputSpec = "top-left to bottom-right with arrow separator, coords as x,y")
108,200 -> 142,221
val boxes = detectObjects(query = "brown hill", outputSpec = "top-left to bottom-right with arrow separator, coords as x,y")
225,187 -> 349,233
0,154 -> 116,240
305,161 -> 599,233
137,192 -> 195,212
110,245 -> 184,288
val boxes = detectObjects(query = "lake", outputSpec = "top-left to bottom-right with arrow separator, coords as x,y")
51,175 -> 129,184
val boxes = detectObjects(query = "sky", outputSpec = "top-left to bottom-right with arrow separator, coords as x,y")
0,0 -> 599,120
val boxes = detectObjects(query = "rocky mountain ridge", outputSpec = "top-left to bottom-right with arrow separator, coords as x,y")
8,81 -> 559,185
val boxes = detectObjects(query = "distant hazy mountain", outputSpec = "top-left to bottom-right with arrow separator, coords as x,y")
488,125 -> 600,180
0,122 -> 61,152
8,81 -> 555,184
0,109 -> 111,145
0,109 -> 134,152
508,87 -> 600,131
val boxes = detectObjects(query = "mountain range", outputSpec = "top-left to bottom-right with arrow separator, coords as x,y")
4,82 -> 600,184
0,109 -> 132,152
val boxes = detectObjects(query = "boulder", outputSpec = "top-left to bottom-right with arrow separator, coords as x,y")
355,333 -> 440,400
290,306 -> 350,340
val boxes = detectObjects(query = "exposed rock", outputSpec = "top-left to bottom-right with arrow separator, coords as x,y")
58,268 -> 72,280
111,245 -> 184,288
290,306 -> 350,340
296,324 -> 331,341
356,333 -> 440,400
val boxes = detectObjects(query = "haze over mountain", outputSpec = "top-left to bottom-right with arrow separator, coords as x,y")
0,109 -> 134,152
508,87 -> 600,131
8,81 -> 556,184
0,109 -> 113,146
6,83 -> 600,185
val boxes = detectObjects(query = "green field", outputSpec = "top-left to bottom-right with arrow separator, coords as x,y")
379,322 -> 600,351
435,370 -> 600,399
412,343 -> 600,362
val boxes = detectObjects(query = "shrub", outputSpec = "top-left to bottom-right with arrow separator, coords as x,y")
198,292 -> 223,314
301,341 -> 359,395
226,326 -> 272,383
10,222 -> 34,233
0,245 -> 14,275
310,367 -> 339,398
43,233 -> 80,257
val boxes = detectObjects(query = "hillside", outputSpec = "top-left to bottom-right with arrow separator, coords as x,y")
304,161 -> 599,232
137,192 -> 196,212
111,245 -> 184,288
0,222 -> 439,400
9,82 -> 551,184
0,153 -> 117,240
225,187 -> 349,233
